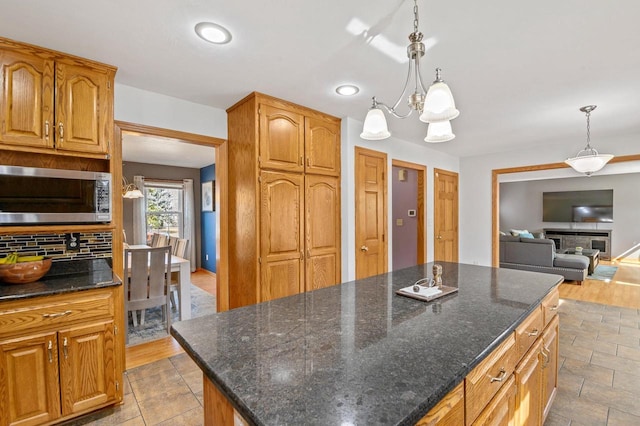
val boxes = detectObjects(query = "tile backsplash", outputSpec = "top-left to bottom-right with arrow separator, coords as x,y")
0,232 -> 112,262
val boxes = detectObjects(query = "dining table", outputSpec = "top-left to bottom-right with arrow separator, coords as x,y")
126,244 -> 192,320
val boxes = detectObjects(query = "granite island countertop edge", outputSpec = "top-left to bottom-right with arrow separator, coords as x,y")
171,263 -> 564,426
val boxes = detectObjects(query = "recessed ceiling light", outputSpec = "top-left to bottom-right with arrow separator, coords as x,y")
336,85 -> 360,96
195,22 -> 232,45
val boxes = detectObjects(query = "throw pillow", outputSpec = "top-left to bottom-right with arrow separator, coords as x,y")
510,229 -> 529,236
532,232 -> 545,239
499,231 -> 507,236
519,232 -> 535,239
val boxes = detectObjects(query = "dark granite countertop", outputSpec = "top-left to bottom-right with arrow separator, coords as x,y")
171,262 -> 563,426
0,258 -> 120,301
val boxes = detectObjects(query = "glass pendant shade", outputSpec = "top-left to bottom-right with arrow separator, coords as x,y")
419,81 -> 459,123
424,120 -> 455,143
564,151 -> 613,176
360,107 -> 391,140
123,188 -> 144,199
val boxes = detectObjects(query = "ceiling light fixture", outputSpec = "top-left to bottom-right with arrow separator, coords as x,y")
564,105 -> 614,177
122,177 -> 144,199
336,84 -> 360,96
194,22 -> 232,45
360,0 -> 459,141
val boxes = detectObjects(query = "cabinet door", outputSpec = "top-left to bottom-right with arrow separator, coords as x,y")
305,175 -> 340,291
260,171 -> 304,302
472,374 -> 516,426
304,116 -> 340,176
55,61 -> 109,154
514,339 -> 542,426
58,320 -> 117,416
0,332 -> 61,426
259,104 -> 304,172
0,49 -> 54,148
541,316 -> 559,422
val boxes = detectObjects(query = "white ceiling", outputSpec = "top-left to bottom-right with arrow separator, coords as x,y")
122,134 -> 215,168
2,0 -> 640,166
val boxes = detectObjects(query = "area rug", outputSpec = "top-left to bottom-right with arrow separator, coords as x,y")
588,265 -> 618,282
127,284 -> 216,346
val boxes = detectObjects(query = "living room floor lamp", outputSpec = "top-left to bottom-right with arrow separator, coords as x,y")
565,105 -> 614,176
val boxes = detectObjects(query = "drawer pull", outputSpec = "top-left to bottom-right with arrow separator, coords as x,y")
490,368 -> 507,383
42,310 -> 72,319
63,337 -> 69,359
549,305 -> 558,311
47,340 -> 53,363
541,347 -> 550,368
527,329 -> 539,337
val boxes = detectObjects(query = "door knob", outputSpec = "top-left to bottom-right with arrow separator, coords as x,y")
360,245 -> 369,252
437,235 -> 443,239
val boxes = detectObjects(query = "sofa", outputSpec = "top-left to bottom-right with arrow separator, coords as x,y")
499,235 -> 589,284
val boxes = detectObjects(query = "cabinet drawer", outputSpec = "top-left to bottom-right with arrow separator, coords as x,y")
542,288 -> 559,327
465,333 -> 517,425
516,307 -> 543,361
0,289 -> 114,337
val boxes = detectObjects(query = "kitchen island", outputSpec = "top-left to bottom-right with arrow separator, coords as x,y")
171,262 -> 562,425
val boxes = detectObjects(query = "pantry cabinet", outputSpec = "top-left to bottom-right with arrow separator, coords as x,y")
0,288 -> 120,426
225,92 -> 341,309
0,37 -> 115,157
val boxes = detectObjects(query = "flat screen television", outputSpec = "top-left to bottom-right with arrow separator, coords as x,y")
542,189 -> 613,223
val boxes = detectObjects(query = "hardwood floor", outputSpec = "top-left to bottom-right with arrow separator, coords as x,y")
125,269 -> 216,370
559,260 -> 640,308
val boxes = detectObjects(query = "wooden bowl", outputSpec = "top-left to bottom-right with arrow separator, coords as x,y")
0,258 -> 52,284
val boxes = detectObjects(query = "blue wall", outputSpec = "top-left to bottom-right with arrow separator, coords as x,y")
200,164 -> 216,272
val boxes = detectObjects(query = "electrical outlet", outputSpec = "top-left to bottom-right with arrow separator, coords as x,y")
65,233 -> 81,252
205,254 -> 209,261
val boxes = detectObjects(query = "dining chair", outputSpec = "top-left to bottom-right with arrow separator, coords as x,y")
150,233 -> 160,247
169,238 -> 189,310
154,234 -> 168,248
168,236 -> 179,253
124,246 -> 172,343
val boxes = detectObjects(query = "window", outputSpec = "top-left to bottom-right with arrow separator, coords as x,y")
144,181 -> 184,244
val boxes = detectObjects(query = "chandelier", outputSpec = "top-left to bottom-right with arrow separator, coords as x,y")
122,177 -> 144,199
564,105 -> 613,176
360,0 -> 459,142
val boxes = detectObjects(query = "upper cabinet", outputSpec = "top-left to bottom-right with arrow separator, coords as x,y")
258,102 -> 340,176
0,37 -> 115,158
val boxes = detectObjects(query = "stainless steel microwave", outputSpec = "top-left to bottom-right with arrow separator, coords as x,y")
0,166 -> 112,224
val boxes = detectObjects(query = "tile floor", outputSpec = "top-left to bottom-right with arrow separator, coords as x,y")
545,299 -> 640,426
62,353 -> 204,425
67,297 -> 640,425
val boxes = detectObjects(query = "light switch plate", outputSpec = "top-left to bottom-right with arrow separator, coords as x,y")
396,219 -> 404,226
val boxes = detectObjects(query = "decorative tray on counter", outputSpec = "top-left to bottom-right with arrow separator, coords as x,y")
396,284 -> 459,302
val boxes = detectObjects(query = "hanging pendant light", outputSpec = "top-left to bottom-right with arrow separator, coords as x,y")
424,120 -> 455,143
360,0 -> 459,141
564,105 -> 613,176
122,177 -> 144,198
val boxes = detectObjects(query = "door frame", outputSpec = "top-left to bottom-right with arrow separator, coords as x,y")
354,146 -> 388,277
491,154 -> 640,266
113,121 -> 228,309
391,159 -> 426,265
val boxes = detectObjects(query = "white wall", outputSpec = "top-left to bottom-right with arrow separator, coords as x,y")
500,174 -> 640,258
341,117 -> 459,281
114,84 -> 227,138
459,135 -> 640,266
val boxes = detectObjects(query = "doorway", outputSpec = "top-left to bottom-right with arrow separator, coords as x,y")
112,121 -> 226,307
391,160 -> 426,269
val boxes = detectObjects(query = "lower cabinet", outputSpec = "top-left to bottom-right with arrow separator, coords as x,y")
0,288 -> 121,426
461,287 -> 559,426
417,382 -> 465,425
472,375 -> 516,426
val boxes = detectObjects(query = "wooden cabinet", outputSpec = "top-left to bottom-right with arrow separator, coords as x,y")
541,315 -> 559,420
463,287 -> 559,426
0,37 -> 115,157
416,382 -> 464,426
226,92 -> 341,309
514,339 -> 543,426
0,288 -> 121,426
